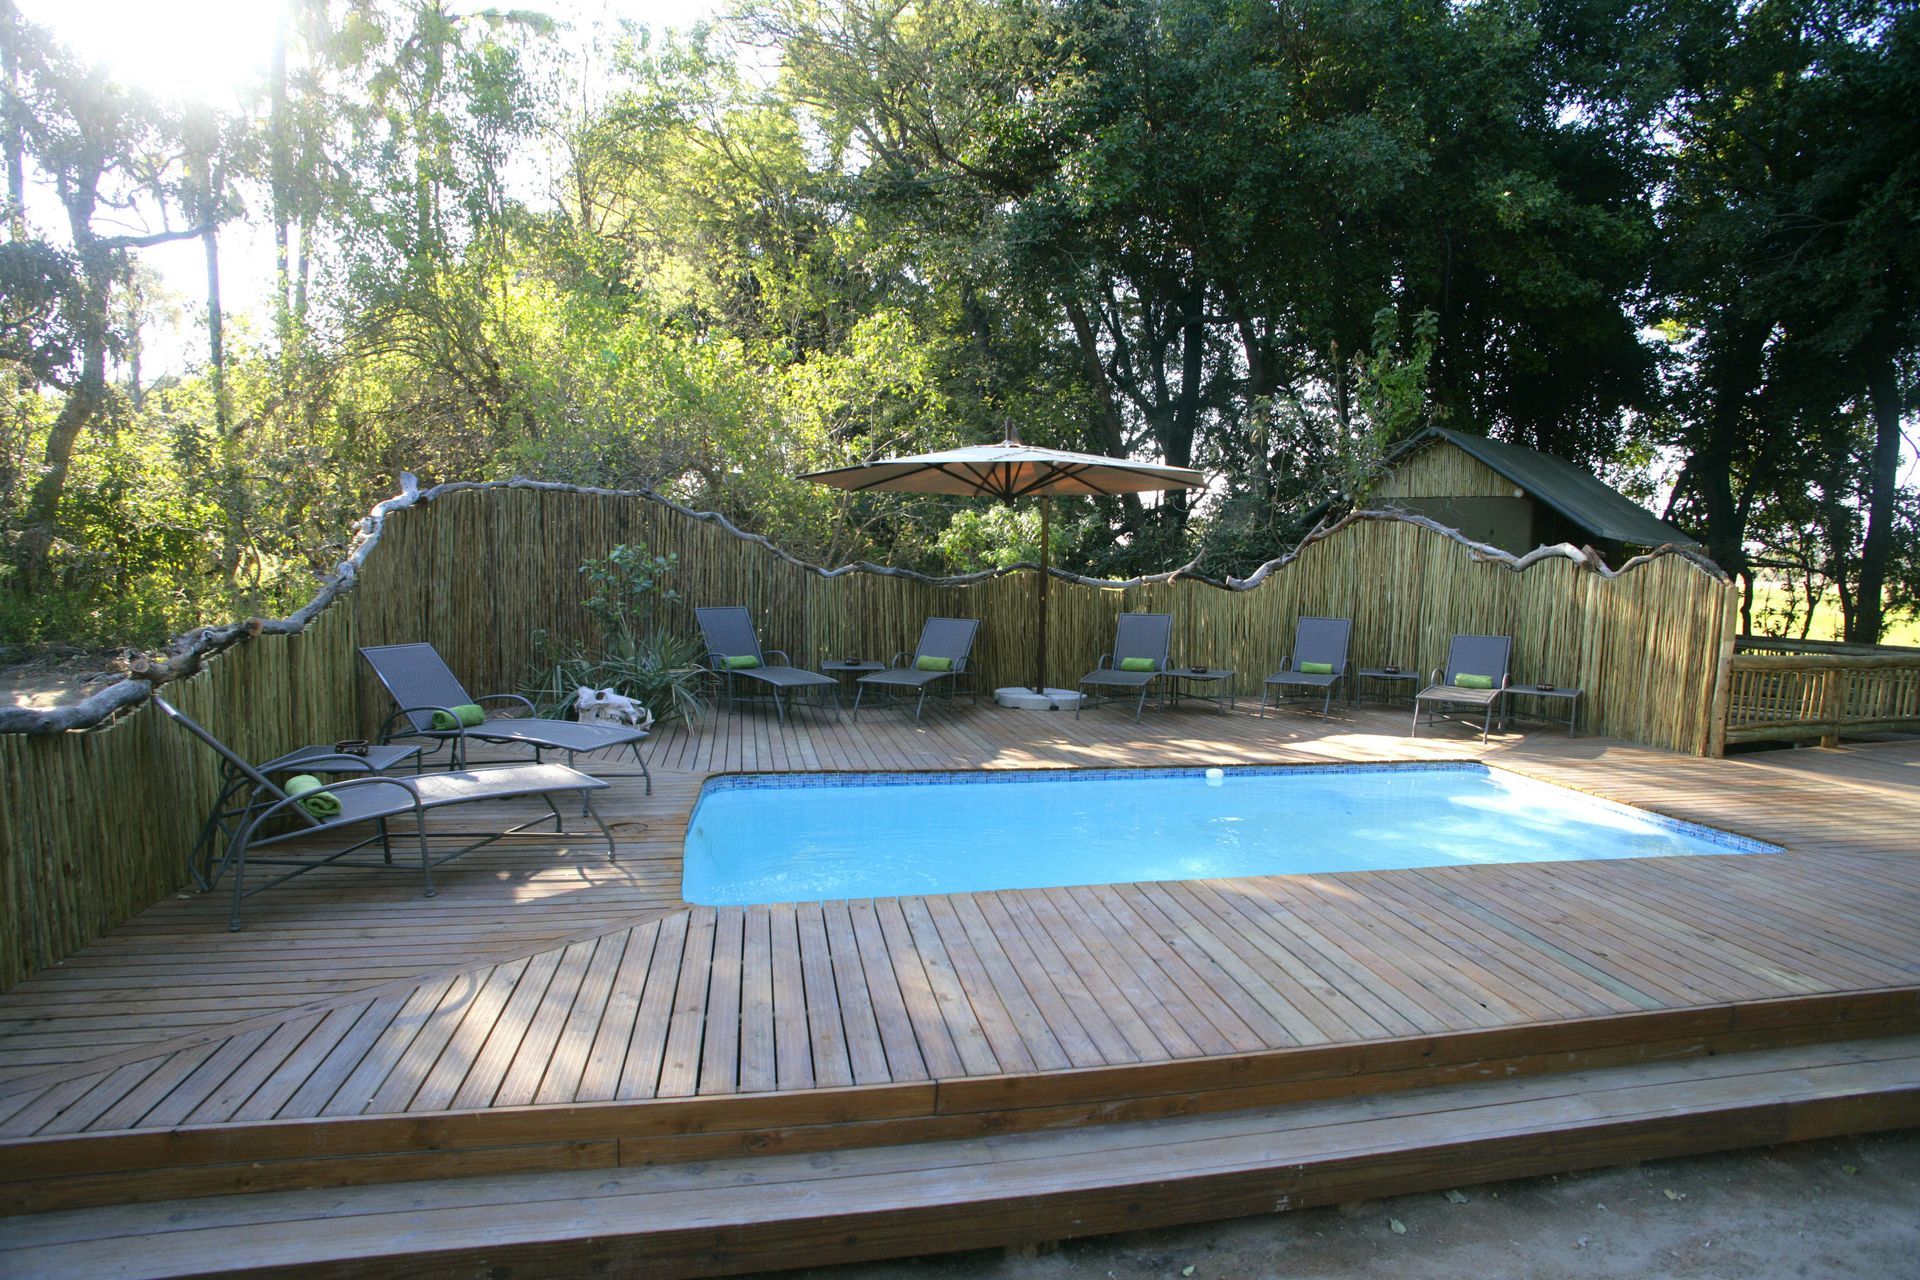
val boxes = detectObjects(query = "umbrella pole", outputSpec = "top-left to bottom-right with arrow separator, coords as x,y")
1034,496 -> 1050,693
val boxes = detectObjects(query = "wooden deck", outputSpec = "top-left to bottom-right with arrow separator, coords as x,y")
2,701 -> 1917,1222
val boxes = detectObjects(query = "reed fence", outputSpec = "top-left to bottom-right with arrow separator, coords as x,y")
1,480 -> 1736,990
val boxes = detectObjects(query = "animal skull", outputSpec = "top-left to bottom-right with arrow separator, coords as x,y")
575,685 -> 653,730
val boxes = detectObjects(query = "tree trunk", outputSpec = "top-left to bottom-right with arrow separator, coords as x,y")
413,5 -> 447,264
1163,279 -> 1205,522
295,211 -> 312,326
1062,294 -> 1143,525
125,291 -> 142,405
17,128 -> 117,581
1330,339 -> 1350,441
1221,286 -> 1275,400
1167,279 -> 1203,470
1689,319 -> 1767,578
270,2 -> 292,349
1851,351 -> 1904,642
2,5 -> 23,241
17,248 -> 110,584
203,202 -> 227,435
1063,296 -> 1126,455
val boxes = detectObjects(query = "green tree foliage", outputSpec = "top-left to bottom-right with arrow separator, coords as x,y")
1657,0 -> 1919,639
0,0 -> 1914,647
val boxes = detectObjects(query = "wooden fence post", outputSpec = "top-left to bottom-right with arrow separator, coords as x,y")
1704,584 -> 1739,757
1820,667 -> 1846,748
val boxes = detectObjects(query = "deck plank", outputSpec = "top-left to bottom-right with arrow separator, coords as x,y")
736,907 -> 778,1093
795,902 -> 856,1088
534,932 -> 628,1106
494,940 -> 598,1108
694,910 -> 744,1096
845,900 -> 929,1082
871,898 -> 967,1078
767,903 -> 816,1092
654,909 -> 716,1100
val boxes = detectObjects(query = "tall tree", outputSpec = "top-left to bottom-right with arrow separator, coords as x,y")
1,10 -> 219,584
1660,0 -> 1919,638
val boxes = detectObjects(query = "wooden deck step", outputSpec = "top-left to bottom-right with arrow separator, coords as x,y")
7,1035 -> 1918,1280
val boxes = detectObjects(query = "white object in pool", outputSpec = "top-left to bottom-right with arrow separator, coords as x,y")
1204,768 -> 1225,786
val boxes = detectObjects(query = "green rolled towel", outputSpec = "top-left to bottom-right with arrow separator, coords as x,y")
723,654 -> 760,670
916,655 -> 953,672
1454,673 -> 1495,690
430,703 -> 486,729
1119,657 -> 1156,672
285,774 -> 341,820
1300,661 -> 1334,675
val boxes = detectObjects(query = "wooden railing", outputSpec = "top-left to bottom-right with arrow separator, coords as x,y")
1724,652 -> 1920,746
1736,634 -> 1920,658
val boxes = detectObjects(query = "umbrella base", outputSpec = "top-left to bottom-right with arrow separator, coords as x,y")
993,686 -> 1083,711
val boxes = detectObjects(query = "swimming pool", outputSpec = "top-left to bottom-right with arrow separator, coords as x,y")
681,763 -> 1777,906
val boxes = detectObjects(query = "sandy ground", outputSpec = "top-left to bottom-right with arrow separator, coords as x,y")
757,1131 -> 1920,1280
0,650 -> 124,709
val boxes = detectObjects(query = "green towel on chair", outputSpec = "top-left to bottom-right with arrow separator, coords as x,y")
1119,657 -> 1156,672
1454,673 -> 1495,690
916,655 -> 953,672
285,774 -> 341,820
430,703 -> 486,729
1300,661 -> 1334,675
723,654 -> 761,670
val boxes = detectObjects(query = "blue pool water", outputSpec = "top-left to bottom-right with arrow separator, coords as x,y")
681,764 -> 1778,906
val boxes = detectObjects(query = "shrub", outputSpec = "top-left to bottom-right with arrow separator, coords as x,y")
521,543 -> 706,724
522,626 -> 708,726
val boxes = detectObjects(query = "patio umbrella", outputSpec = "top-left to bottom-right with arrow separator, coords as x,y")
798,429 -> 1205,694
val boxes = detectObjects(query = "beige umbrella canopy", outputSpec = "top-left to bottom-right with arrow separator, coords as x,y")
799,430 -> 1205,693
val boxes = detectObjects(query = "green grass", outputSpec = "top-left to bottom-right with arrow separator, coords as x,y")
1746,585 -> 1920,648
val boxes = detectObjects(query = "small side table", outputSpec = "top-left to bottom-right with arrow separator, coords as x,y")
821,667 -> 887,717
1506,684 -> 1583,736
1355,667 -> 1420,706
1163,667 -> 1236,713
821,659 -> 886,685
192,742 -> 422,891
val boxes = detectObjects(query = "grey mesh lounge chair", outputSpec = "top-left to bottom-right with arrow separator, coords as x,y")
153,697 -> 615,931
1076,612 -> 1174,721
853,617 -> 981,722
696,606 -> 839,725
361,643 -> 650,794
1411,634 -> 1513,743
1260,616 -> 1352,717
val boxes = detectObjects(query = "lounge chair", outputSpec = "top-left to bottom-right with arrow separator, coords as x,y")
1260,616 -> 1352,717
361,643 -> 651,793
1411,634 -> 1513,743
696,606 -> 840,725
1076,612 -> 1173,721
854,617 -> 981,722
154,696 -> 616,931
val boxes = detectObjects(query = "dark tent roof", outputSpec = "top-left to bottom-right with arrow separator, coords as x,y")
1385,427 -> 1700,548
